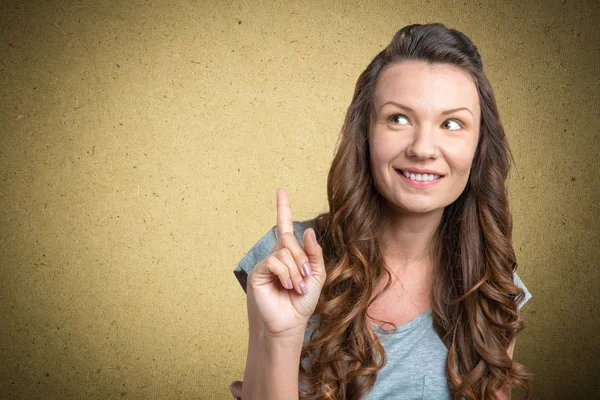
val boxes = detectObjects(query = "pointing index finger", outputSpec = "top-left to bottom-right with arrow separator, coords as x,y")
276,188 -> 294,238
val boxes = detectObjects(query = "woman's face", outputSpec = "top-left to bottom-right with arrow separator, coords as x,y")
369,60 -> 481,217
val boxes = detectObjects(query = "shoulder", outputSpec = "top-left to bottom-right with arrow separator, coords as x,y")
513,270 -> 533,311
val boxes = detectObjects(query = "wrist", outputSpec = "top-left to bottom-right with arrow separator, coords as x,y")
260,325 -> 306,348
255,325 -> 304,399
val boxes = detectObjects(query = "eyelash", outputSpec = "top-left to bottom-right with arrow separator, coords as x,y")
387,114 -> 465,129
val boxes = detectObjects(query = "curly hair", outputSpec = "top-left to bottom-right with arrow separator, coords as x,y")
297,23 -> 533,400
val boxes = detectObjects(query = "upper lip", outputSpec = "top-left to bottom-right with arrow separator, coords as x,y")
396,167 -> 445,176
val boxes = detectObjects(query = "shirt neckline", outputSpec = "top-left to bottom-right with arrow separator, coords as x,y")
370,307 -> 432,334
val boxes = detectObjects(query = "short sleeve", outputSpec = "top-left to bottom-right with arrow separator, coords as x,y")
513,271 -> 532,311
233,225 -> 278,293
233,219 -> 317,294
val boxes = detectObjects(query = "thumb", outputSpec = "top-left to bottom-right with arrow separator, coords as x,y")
303,228 -> 325,276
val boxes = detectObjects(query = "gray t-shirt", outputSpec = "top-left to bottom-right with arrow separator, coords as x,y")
233,219 -> 533,399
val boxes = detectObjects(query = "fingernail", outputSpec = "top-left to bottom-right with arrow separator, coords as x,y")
303,262 -> 312,277
287,278 -> 293,290
310,229 -> 317,243
299,281 -> 308,295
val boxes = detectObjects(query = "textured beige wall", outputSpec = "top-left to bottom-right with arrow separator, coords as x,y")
1,0 -> 598,399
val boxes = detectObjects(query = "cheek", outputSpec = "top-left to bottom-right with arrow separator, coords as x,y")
443,136 -> 478,175
369,135 -> 396,191
460,153 -> 476,172
369,137 -> 387,171
369,132 -> 404,164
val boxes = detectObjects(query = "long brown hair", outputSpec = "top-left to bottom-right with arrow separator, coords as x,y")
298,23 -> 533,400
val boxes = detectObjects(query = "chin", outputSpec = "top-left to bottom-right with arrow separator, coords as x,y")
406,207 -> 441,215
392,202 -> 442,215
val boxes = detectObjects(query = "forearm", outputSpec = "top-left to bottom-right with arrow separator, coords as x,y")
253,328 -> 304,400
241,288 -> 265,399
240,321 -> 261,399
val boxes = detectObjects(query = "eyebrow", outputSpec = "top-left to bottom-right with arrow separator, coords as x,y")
378,101 -> 473,117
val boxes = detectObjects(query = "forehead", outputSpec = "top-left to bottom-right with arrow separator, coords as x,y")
373,60 -> 480,115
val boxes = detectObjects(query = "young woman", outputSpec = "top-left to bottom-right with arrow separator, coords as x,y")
231,23 -> 533,400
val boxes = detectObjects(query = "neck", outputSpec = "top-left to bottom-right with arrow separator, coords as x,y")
379,206 -> 444,275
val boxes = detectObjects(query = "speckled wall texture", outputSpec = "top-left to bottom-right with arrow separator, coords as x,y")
1,0 -> 598,399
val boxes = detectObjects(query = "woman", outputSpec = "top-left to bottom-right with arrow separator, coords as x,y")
231,23 -> 533,399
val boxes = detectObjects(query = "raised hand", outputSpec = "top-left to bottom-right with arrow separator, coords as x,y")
246,188 -> 326,337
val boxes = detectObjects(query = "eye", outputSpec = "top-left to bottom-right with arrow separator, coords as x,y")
443,119 -> 463,131
388,114 -> 464,130
388,114 -> 409,125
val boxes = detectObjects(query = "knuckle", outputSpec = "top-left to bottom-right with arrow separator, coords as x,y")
264,255 -> 276,266
271,250 -> 293,270
279,216 -> 293,224
262,255 -> 280,272
272,248 -> 306,279
278,247 -> 293,259
280,231 -> 294,243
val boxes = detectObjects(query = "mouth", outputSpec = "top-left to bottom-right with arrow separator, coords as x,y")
395,169 -> 444,182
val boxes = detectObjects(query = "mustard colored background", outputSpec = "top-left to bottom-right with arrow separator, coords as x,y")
1,0 -> 598,399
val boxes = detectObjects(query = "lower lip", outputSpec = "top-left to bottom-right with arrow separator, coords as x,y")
395,169 -> 444,188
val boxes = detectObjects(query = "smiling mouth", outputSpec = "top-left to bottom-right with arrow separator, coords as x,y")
396,169 -> 444,182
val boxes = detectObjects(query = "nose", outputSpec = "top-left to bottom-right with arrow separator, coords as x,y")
406,124 -> 438,160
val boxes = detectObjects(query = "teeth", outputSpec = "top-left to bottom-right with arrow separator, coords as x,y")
402,170 -> 441,181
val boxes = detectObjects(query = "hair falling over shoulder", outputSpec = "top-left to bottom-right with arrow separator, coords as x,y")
297,23 -> 533,400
